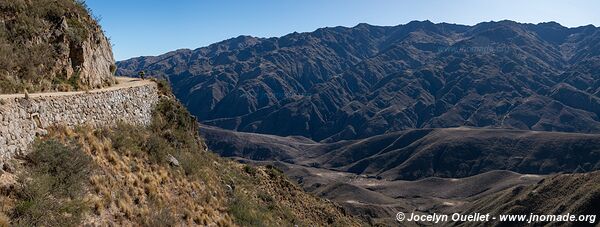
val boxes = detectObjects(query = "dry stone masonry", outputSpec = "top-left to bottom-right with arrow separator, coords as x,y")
0,81 -> 159,164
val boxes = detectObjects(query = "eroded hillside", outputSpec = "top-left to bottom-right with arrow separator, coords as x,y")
118,21 -> 600,141
201,125 -> 600,226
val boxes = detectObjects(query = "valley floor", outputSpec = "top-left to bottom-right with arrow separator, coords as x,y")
201,125 -> 600,226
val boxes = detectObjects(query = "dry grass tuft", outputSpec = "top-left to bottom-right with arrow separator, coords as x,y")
0,213 -> 9,227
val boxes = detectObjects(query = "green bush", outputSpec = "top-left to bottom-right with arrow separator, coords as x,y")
176,151 -> 204,176
12,139 -> 91,226
243,165 -> 257,175
229,193 -> 268,227
26,139 -> 92,197
110,123 -> 144,154
152,97 -> 198,134
152,78 -> 173,95
143,134 -> 171,164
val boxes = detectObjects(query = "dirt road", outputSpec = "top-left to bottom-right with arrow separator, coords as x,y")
0,77 -> 153,99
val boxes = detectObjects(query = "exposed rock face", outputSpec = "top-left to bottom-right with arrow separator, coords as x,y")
0,81 -> 158,164
60,16 -> 116,89
0,0 -> 116,93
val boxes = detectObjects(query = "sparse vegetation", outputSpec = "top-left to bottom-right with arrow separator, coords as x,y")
11,139 -> 92,226
109,64 -> 117,75
229,192 -> 271,227
0,0 -> 105,93
0,81 -> 361,226
244,165 -> 257,175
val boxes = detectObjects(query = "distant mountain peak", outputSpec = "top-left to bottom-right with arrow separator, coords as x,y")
118,21 -> 600,141
537,21 -> 564,27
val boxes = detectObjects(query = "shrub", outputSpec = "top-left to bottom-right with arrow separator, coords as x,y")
229,193 -> 267,227
152,78 -> 173,95
143,134 -> 171,164
110,123 -> 144,154
12,139 -> 91,226
109,64 -> 117,75
152,97 -> 198,134
26,139 -> 92,197
176,151 -> 204,176
243,165 -> 257,175
67,72 -> 81,90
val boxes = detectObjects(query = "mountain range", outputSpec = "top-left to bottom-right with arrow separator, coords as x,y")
118,20 -> 600,142
117,20 -> 600,225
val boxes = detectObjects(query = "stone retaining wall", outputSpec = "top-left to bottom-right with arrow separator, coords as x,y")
0,82 -> 159,163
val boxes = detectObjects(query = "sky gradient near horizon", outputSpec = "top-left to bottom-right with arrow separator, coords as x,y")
86,0 -> 600,61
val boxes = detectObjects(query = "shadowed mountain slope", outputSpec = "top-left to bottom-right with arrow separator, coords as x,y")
455,171 -> 600,227
117,20 -> 600,226
119,21 -> 600,142
200,126 -> 600,181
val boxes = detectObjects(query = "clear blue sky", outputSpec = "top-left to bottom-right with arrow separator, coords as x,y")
85,0 -> 600,61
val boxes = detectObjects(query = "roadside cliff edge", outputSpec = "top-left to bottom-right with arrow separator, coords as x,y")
0,77 -> 159,164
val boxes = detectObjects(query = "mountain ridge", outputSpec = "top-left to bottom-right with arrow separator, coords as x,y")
200,125 -> 600,180
118,20 -> 600,142
114,19 -> 600,226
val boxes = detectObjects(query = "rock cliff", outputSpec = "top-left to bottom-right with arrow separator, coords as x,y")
0,0 -> 115,93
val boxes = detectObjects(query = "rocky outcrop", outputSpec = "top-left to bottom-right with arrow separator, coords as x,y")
0,81 -> 158,164
57,16 -> 116,89
0,0 -> 116,93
